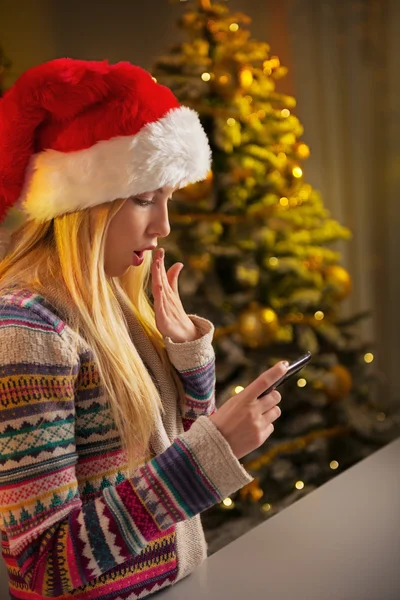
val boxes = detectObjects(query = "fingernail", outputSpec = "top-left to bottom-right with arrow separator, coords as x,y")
282,361 -> 289,368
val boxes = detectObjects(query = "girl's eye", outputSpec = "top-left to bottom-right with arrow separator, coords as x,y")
132,197 -> 154,207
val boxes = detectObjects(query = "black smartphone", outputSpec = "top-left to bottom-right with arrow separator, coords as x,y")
257,351 -> 312,399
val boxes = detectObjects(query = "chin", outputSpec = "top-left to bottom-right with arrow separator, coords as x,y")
104,265 -> 129,278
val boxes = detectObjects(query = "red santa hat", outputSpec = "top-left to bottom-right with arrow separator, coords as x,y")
0,58 -> 211,223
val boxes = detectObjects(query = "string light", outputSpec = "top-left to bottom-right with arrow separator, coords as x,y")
261,503 -> 272,512
279,197 -> 289,207
229,23 -> 239,32
269,257 -> 279,267
314,311 -> 324,320
364,352 -> 374,363
330,460 -> 339,470
227,117 -> 236,126
234,385 -> 244,394
292,166 -> 303,178
281,109 -> 290,117
297,378 -> 307,388
201,72 -> 211,82
376,412 -> 386,422
295,481 -> 304,490
222,498 -> 234,508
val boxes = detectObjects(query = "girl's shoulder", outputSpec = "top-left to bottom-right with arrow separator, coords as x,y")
0,288 -> 84,368
0,288 -> 66,335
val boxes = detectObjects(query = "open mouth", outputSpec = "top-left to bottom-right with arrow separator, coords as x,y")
132,250 -> 145,266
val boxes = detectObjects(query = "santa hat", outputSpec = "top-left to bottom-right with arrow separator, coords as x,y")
0,58 -> 211,223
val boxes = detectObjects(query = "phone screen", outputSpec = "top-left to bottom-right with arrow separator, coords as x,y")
257,351 -> 312,399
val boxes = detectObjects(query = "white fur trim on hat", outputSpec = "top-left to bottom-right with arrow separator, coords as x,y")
18,106 -> 211,222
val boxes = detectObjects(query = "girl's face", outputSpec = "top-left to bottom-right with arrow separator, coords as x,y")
104,186 -> 175,277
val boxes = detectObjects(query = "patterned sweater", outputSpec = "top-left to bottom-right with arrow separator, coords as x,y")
0,289 -> 252,599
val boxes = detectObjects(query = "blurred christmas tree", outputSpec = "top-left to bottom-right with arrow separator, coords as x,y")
153,0 -> 399,551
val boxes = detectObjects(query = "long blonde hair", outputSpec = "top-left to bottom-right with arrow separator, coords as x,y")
0,201 -> 185,472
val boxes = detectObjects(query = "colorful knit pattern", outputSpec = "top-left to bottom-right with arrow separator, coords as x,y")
179,360 -> 216,431
0,290 -> 217,599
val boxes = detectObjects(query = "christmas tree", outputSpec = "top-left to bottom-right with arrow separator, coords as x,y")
153,0 -> 399,553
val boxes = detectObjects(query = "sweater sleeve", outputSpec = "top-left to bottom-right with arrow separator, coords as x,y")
0,310 -> 251,598
164,315 -> 216,431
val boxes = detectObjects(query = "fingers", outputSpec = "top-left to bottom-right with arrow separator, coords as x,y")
260,405 -> 281,441
266,404 -> 281,423
155,249 -> 169,291
153,249 -> 182,296
241,361 -> 289,403
258,390 -> 281,415
167,263 -> 183,294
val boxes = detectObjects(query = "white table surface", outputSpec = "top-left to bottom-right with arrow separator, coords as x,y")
156,437 -> 400,600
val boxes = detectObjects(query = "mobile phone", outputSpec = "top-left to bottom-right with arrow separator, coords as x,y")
257,351 -> 312,399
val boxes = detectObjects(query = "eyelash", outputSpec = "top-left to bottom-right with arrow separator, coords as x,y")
132,196 -> 174,207
133,197 -> 155,207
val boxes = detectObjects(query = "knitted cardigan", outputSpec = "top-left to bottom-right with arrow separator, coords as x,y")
0,288 -> 252,599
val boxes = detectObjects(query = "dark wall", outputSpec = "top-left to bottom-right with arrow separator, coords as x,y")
0,0 -> 282,83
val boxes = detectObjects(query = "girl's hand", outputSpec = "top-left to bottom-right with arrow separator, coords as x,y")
151,248 -> 199,343
209,361 -> 288,459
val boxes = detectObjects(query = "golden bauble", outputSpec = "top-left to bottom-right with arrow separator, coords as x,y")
323,364 -> 353,401
295,142 -> 310,159
179,170 -> 213,201
239,67 -> 254,90
325,265 -> 352,300
188,253 -> 212,272
238,303 -> 279,348
239,478 -> 264,502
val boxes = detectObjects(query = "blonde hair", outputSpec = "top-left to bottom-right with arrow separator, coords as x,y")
0,201 -> 186,472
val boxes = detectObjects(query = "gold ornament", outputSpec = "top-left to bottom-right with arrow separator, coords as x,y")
295,142 -> 310,159
178,170 -> 213,201
188,253 -> 212,272
239,67 -> 254,90
239,478 -> 264,502
238,303 -> 279,348
325,265 -> 352,300
323,365 -> 353,401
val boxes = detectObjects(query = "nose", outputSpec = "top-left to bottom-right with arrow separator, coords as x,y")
148,202 -> 171,239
